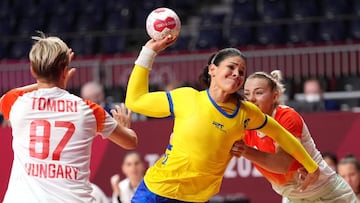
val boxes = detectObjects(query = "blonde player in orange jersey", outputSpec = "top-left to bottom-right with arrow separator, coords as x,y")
231,70 -> 357,203
0,33 -> 138,203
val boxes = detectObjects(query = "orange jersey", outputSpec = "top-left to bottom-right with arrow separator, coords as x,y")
244,105 -> 335,199
244,105 -> 305,185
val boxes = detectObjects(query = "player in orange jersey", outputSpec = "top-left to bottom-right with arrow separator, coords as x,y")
0,33 -> 137,203
231,70 -> 357,202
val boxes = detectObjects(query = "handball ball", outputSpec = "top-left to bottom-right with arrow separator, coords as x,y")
146,7 -> 181,41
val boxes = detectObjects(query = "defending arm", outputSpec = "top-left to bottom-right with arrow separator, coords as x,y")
258,116 -> 318,173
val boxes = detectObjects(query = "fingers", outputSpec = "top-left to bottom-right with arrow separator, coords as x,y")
230,140 -> 246,157
299,175 -> 311,191
110,174 -> 120,184
297,168 -> 308,181
230,150 -> 242,158
233,139 -> 245,147
112,103 -> 132,128
297,168 -> 319,191
145,34 -> 178,53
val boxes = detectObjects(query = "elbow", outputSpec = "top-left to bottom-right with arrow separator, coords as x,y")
125,136 -> 138,150
124,98 -> 132,110
122,130 -> 138,150
125,100 -> 144,114
125,98 -> 137,112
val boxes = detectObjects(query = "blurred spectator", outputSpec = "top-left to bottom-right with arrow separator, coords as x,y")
162,80 -> 182,91
81,81 -> 114,115
91,183 -> 110,203
110,151 -> 145,203
322,152 -> 338,172
337,154 -> 360,200
287,78 -> 339,112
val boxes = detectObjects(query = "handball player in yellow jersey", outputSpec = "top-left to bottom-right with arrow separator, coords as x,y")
125,35 -> 320,203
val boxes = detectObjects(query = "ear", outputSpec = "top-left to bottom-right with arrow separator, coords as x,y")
273,91 -> 280,103
30,65 -> 37,78
61,66 -> 68,80
208,64 -> 216,77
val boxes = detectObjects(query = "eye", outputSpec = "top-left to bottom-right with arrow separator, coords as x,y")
227,65 -> 235,70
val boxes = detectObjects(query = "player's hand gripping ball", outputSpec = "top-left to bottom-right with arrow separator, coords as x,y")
146,7 -> 181,40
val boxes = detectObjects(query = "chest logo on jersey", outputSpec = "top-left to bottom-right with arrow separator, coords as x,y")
212,121 -> 226,132
244,118 -> 250,129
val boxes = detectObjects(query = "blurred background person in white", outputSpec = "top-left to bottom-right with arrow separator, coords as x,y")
111,151 -> 145,203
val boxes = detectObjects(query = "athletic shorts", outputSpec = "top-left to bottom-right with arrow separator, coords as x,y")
131,180 -> 209,203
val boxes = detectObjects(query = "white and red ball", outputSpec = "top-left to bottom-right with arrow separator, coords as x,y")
146,7 -> 181,40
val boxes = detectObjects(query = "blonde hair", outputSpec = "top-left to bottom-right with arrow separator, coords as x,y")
247,70 -> 286,105
29,32 -> 70,83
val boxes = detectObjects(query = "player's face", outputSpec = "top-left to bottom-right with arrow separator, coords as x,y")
244,78 -> 278,115
122,154 -> 145,181
338,163 -> 360,193
209,56 -> 246,94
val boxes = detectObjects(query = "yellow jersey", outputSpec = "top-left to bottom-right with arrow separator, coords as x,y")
125,65 -> 318,202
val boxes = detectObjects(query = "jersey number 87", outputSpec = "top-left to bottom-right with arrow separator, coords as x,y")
29,120 -> 75,161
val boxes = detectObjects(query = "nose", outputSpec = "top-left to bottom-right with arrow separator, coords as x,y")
246,93 -> 255,102
232,69 -> 239,77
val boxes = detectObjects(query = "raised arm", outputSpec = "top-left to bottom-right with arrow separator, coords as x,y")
125,36 -> 178,117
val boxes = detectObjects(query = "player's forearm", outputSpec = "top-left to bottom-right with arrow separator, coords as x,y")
109,126 -> 138,149
243,145 -> 292,174
125,46 -> 156,111
259,116 -> 318,173
125,47 -> 171,117
125,65 -> 151,111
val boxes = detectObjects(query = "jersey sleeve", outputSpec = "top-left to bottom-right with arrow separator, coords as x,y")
0,89 -> 24,120
275,107 -> 303,139
125,65 -> 171,118
85,100 -> 117,138
242,101 -> 267,130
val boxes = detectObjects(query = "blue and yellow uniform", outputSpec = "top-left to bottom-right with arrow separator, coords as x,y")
126,65 -> 318,202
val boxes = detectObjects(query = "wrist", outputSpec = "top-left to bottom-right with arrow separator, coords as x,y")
134,46 -> 157,70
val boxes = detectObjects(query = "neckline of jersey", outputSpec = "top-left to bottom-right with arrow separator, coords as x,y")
206,89 -> 240,118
